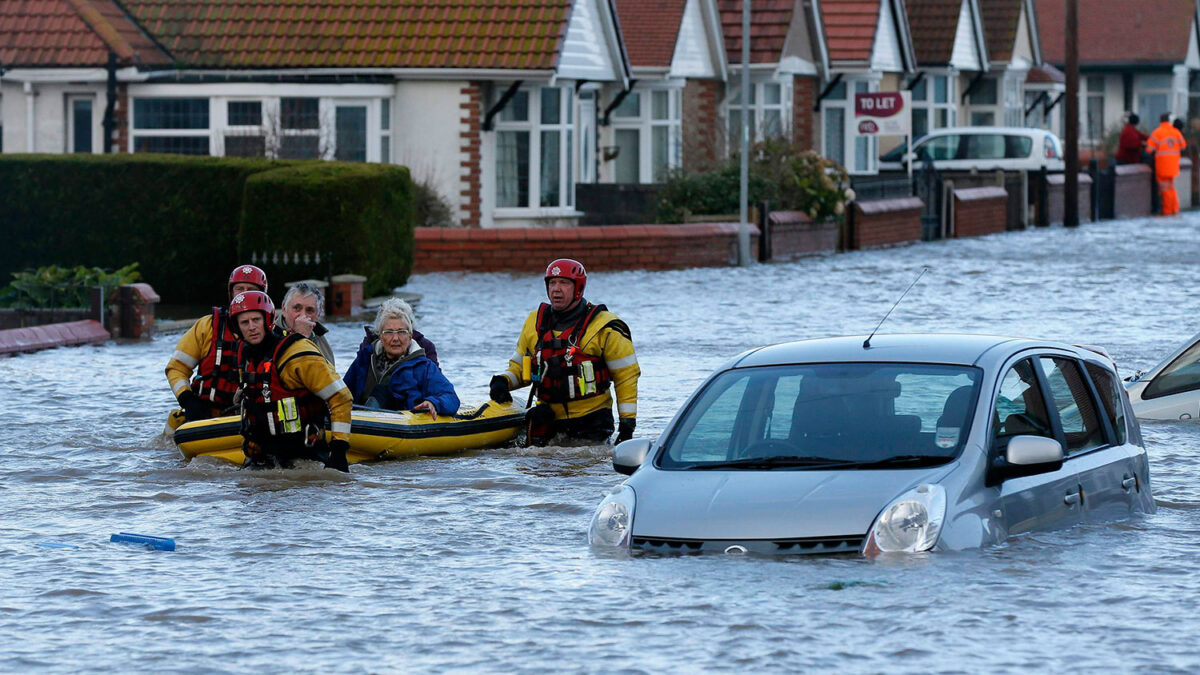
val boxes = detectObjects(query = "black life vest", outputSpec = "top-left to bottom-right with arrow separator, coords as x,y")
533,302 -> 615,404
191,307 -> 241,408
237,332 -> 330,451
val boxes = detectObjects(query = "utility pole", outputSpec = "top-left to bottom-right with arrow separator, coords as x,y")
1064,0 -> 1080,227
737,0 -> 752,266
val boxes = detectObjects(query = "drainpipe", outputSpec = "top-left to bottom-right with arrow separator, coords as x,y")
103,52 -> 117,154
24,81 -> 35,152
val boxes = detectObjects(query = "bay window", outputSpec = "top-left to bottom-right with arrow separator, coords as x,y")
820,78 -> 877,174
494,86 -> 575,210
610,86 -> 682,183
724,76 -> 790,154
910,74 -> 956,139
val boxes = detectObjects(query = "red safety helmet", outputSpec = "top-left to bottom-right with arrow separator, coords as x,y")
229,290 -> 275,333
544,258 -> 586,301
228,264 -> 268,295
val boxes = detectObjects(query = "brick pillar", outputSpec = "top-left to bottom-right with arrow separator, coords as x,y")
792,75 -> 816,151
114,83 -> 130,153
682,79 -> 722,171
458,82 -> 483,227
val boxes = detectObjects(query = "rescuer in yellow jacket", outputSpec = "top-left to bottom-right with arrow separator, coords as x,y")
489,258 -> 640,446
1145,112 -> 1187,216
166,264 -> 269,423
229,290 -> 354,471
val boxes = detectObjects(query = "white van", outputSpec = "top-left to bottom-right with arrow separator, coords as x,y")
879,126 -> 1065,172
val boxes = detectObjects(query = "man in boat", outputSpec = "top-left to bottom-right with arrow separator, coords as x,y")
166,264 -> 269,422
230,290 -> 353,471
274,281 -> 335,365
488,258 -> 640,446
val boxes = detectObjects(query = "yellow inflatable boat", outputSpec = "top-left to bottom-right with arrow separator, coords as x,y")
170,402 -> 526,465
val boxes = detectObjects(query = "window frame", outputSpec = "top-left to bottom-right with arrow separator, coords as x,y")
1037,356 -> 1108,456
66,94 -> 97,154
491,84 -> 577,216
609,84 -> 683,183
723,74 -> 792,155
909,72 -> 957,140
819,76 -> 879,175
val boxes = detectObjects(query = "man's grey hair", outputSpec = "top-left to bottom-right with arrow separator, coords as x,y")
282,282 -> 325,318
373,297 -> 415,334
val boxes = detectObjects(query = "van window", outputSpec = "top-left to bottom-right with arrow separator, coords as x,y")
1005,135 -> 1033,158
965,134 -> 1005,160
917,135 -> 960,160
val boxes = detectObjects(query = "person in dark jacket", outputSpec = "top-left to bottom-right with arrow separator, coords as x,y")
343,298 -> 459,417
1116,113 -> 1149,165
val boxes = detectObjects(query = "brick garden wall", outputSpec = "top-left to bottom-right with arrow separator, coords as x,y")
765,211 -> 838,259
853,197 -> 923,249
1047,173 -> 1094,224
414,223 -> 760,273
1113,164 -> 1153,219
953,187 -> 1008,237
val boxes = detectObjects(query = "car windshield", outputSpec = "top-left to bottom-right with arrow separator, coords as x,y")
658,363 -> 981,470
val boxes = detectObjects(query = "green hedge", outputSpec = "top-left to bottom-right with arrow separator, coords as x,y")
240,162 -> 415,298
0,154 -> 415,304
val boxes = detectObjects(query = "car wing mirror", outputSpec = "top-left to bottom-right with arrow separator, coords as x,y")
990,435 -> 1064,484
613,438 -> 653,475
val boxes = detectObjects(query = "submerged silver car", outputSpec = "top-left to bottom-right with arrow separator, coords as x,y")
589,335 -> 1154,555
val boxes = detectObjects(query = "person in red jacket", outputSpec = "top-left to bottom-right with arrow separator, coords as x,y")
1145,112 -> 1187,216
1115,113 -> 1148,165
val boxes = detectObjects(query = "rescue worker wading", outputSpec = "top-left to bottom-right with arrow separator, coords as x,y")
1145,112 -> 1187,216
488,259 -> 640,446
166,264 -> 269,423
230,291 -> 353,472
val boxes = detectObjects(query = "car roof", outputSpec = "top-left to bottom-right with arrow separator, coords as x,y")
733,333 -> 1085,368
918,126 -> 1053,138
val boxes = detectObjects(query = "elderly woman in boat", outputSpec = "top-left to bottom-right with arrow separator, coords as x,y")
343,298 -> 460,418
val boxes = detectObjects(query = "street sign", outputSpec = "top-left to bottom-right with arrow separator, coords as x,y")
853,91 -> 911,137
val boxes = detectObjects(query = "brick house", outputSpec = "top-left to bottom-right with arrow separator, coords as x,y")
903,0 -> 989,139
1037,0 -> 1200,147
970,0 -> 1043,127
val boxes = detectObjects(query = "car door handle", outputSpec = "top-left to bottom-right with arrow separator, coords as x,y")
1122,475 -> 1137,491
1064,490 -> 1082,506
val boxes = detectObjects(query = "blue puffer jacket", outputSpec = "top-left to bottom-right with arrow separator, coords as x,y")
343,342 -> 460,414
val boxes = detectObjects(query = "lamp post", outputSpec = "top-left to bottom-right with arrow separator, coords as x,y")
1064,0 -> 1079,227
737,0 -> 752,265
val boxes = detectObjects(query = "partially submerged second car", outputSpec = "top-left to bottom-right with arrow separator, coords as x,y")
589,335 -> 1153,555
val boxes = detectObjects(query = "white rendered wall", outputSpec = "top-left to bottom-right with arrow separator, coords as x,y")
0,80 -> 107,154
392,80 -> 469,225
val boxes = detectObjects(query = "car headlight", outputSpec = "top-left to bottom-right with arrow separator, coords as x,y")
863,484 -> 946,555
588,484 -> 636,548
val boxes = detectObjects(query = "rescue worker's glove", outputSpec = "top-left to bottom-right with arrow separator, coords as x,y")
325,439 -> 350,473
177,390 -> 209,423
616,417 -> 636,444
489,375 -> 513,404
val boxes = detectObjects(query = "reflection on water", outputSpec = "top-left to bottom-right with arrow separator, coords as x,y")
2,216 -> 1200,671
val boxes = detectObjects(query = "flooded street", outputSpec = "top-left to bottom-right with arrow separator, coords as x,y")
3,214 -> 1200,672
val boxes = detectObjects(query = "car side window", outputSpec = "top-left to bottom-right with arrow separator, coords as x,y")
965,134 -> 1005,160
1005,135 -> 1033,159
1143,339 -> 1200,399
918,135 -> 960,161
1084,361 -> 1127,445
993,358 -> 1054,449
1039,357 -> 1105,454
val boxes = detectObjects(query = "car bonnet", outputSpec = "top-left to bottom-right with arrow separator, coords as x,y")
629,464 -> 956,541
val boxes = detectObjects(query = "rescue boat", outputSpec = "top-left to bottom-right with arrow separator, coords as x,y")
170,401 -> 526,465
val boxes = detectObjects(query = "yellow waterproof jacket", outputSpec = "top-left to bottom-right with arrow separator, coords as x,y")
269,338 -> 354,442
165,314 -> 217,400
499,306 -> 639,422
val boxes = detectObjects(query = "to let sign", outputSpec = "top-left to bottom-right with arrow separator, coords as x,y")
853,91 -> 910,137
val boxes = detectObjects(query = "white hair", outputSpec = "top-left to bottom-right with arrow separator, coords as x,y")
281,282 -> 325,318
373,297 -> 415,333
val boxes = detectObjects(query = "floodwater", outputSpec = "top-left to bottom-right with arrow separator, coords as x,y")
3,215 -> 1200,673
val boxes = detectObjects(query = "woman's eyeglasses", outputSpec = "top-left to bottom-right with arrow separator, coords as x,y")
381,328 -> 411,337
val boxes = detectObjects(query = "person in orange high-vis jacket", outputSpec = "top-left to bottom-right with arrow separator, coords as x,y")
1145,112 -> 1187,215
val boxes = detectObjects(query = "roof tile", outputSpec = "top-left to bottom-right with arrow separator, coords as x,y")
0,0 -> 170,67
821,0 -> 880,63
718,0 -> 795,64
1037,0 -> 1195,67
905,0 -> 960,66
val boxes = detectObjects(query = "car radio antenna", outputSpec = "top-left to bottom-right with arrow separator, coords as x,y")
863,266 -> 930,349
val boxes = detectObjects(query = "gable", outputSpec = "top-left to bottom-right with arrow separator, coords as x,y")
670,0 -> 723,78
1010,4 -> 1034,68
1189,16 -> 1200,69
870,0 -> 904,71
559,0 -> 625,81
949,0 -> 983,71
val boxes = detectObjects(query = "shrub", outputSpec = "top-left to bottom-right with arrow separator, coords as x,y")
239,162 -> 416,297
0,263 -> 140,309
413,179 -> 456,228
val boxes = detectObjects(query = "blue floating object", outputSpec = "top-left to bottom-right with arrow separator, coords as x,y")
110,532 -> 176,551
38,542 -> 80,550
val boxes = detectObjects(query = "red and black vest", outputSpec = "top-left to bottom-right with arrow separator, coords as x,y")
191,307 -> 241,408
533,302 -> 617,404
237,333 -> 330,450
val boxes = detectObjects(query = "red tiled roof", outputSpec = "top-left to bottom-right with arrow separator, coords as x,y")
0,0 -> 171,68
821,0 -> 880,63
615,0 -> 686,68
116,0 -> 573,70
718,0 -> 795,64
1025,61 -> 1063,83
981,0 -> 1021,63
1037,0 -> 1195,66
906,0 -> 960,65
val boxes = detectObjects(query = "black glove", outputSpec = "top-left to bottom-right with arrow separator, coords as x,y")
177,389 -> 210,422
360,326 -> 378,351
325,439 -> 350,473
489,375 -> 513,404
616,417 -> 636,444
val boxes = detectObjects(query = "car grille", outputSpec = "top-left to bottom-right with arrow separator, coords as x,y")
631,535 -> 865,555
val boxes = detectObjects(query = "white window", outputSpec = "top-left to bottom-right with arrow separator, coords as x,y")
724,76 -> 791,154
1085,76 -> 1105,145
493,86 -> 575,210
1002,71 -> 1025,127
820,78 -> 877,174
380,98 -> 392,163
609,86 -> 682,183
967,77 -> 999,126
1136,74 -> 1173,129
223,99 -> 266,157
67,95 -> 96,154
131,98 -> 211,155
910,74 -> 956,139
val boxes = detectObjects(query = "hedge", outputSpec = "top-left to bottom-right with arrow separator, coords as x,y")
239,162 -> 415,298
0,154 -> 416,304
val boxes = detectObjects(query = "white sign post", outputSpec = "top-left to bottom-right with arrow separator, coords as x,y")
854,91 -> 913,180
